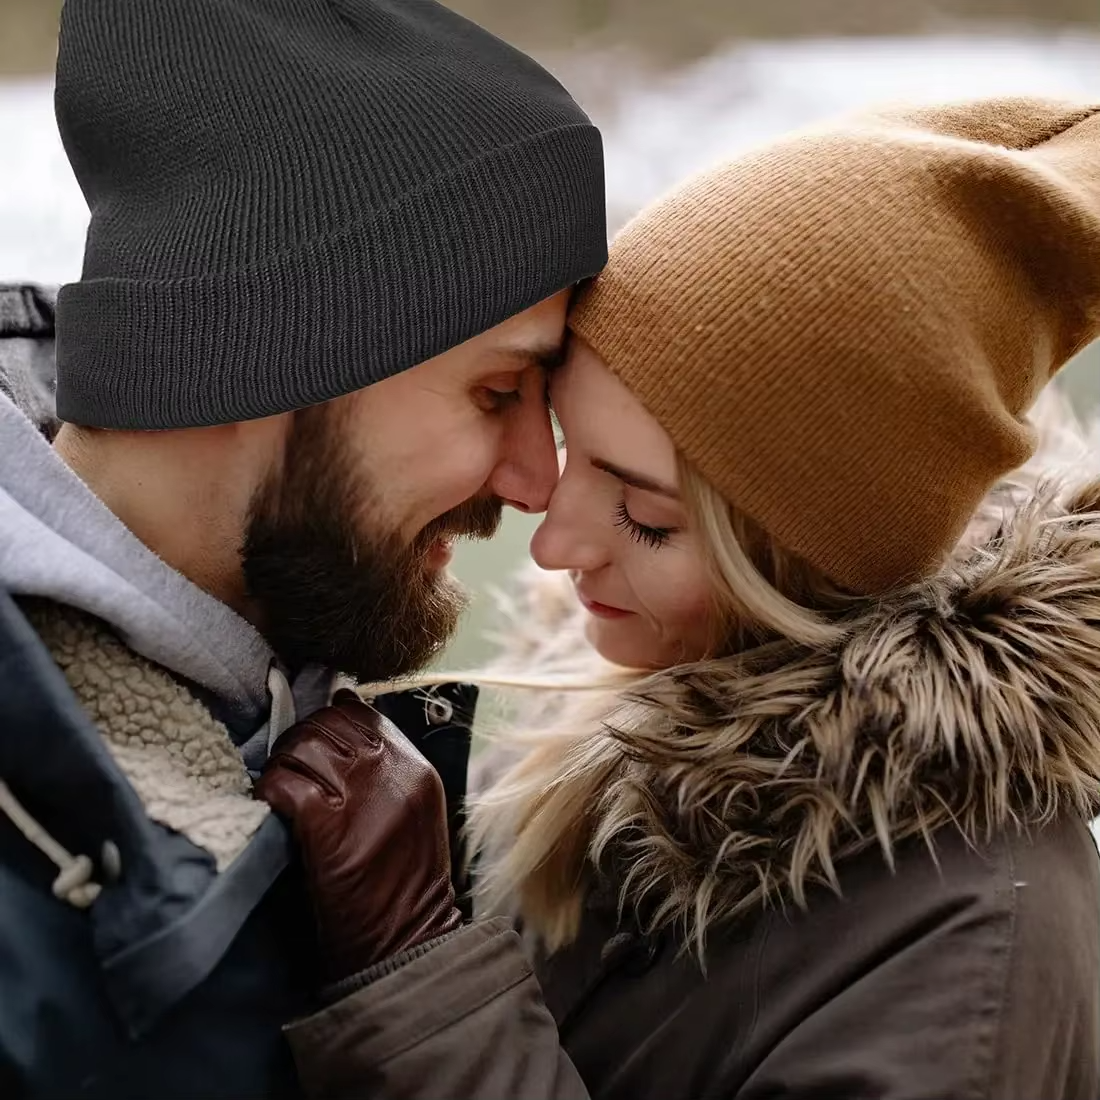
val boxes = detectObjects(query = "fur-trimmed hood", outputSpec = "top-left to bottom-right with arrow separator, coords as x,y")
602,479 -> 1100,941
472,402 -> 1100,951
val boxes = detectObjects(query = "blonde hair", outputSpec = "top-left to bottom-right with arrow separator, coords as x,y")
681,454 -> 852,652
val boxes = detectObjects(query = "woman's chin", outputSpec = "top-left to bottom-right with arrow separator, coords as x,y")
584,614 -> 658,670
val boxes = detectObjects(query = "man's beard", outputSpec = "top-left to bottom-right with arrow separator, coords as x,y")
242,402 -> 501,682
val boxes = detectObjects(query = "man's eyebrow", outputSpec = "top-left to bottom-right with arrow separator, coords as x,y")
591,457 -> 679,498
498,345 -> 567,373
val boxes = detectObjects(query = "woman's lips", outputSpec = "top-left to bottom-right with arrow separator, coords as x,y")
578,592 -> 633,619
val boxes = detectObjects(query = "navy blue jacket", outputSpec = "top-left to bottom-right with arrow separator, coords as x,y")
0,587 -> 479,1098
0,588 -> 320,1097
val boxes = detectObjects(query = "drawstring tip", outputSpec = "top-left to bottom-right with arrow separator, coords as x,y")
0,779 -> 104,911
51,854 -> 101,909
266,664 -> 297,755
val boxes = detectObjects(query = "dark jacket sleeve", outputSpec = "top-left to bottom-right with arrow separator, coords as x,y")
285,917 -> 590,1100
739,814 -> 1100,1100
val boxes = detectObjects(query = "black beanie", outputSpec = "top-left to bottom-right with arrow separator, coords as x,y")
53,0 -> 607,429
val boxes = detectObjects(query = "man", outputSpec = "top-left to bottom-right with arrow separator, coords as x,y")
0,0 -> 605,1096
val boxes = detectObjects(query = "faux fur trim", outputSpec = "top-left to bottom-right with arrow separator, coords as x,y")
599,481 -> 1100,940
23,599 -> 268,870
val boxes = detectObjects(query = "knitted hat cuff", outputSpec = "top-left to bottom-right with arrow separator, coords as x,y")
56,122 -> 606,429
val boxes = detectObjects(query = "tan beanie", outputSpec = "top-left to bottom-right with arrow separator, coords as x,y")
570,98 -> 1100,595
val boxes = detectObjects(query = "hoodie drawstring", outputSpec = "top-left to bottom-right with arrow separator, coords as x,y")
265,665 -> 297,756
0,779 -> 102,908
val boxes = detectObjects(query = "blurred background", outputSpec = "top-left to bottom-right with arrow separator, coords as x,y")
2,0 -> 1100,667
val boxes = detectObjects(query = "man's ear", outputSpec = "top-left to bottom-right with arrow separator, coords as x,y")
227,410 -> 297,491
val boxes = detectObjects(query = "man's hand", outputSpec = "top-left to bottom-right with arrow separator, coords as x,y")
255,691 -> 463,981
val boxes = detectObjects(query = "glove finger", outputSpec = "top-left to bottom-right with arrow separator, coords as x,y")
253,761 -> 326,818
263,718 -> 360,806
323,697 -> 386,752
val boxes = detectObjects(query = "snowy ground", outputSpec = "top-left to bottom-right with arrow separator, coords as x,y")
4,30 -> 1100,280
604,33 -> 1100,224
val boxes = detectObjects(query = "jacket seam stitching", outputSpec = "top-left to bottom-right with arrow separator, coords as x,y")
369,958 -> 534,1066
975,835 -> 1019,1100
321,927 -> 464,1003
743,908 -> 772,1053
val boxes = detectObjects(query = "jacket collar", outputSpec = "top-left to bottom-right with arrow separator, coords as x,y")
0,589 -> 291,1037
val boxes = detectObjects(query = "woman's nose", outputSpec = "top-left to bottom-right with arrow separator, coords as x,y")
529,484 -> 608,573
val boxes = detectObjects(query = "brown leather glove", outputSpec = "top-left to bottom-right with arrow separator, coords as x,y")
254,690 -> 463,982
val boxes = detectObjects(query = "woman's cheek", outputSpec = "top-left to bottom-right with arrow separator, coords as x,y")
636,549 -> 714,649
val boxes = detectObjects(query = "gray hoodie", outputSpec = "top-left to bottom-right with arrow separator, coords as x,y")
0,285 -> 331,755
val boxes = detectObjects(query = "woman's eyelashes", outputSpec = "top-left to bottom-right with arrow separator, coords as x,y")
613,499 -> 674,549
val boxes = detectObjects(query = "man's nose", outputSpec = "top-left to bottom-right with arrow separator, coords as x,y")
488,400 -> 559,514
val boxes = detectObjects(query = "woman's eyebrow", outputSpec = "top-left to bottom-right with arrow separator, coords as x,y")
591,457 -> 679,498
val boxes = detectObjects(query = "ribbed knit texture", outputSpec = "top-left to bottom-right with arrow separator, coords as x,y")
53,0 -> 607,429
571,97 -> 1100,594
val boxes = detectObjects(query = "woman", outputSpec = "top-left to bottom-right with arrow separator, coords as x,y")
465,96 -> 1100,1099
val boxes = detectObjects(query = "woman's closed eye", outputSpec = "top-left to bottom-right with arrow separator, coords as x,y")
613,499 -> 674,549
